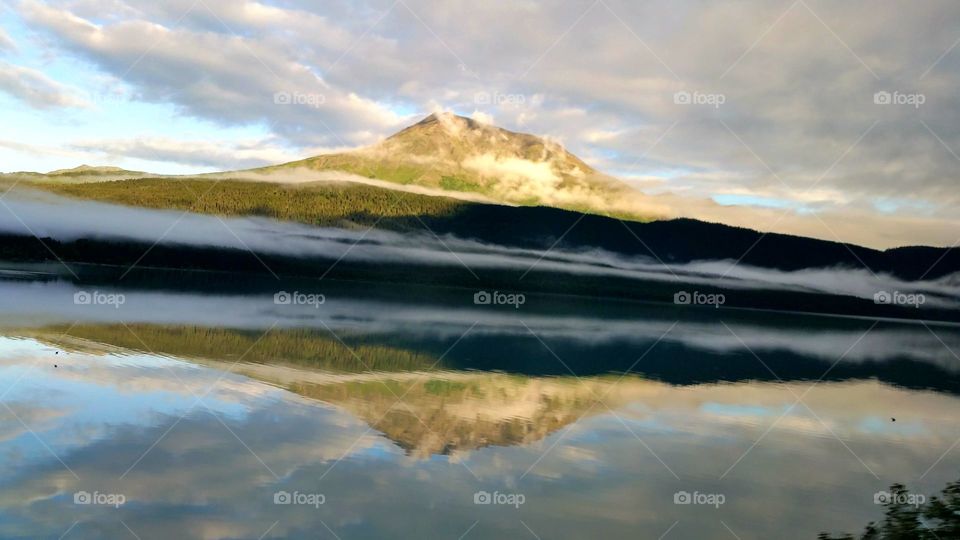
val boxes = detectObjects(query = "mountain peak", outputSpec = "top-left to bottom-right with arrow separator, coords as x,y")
281,113 -> 657,220
416,110 -> 490,127
382,111 -> 575,161
394,111 -> 484,141
418,111 -> 462,123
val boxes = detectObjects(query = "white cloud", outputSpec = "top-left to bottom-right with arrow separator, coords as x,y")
0,28 -> 15,52
71,136 -> 305,169
18,0 -> 405,147
0,61 -> 89,108
470,109 -> 494,125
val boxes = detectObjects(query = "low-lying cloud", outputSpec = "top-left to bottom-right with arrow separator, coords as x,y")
1,188 -> 957,309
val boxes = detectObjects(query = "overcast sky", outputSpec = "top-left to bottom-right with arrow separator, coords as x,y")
2,0 -> 960,248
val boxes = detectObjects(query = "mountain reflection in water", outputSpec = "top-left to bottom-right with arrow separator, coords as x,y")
1,276 -> 960,539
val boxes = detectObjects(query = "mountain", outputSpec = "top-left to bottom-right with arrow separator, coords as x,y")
0,164 -> 149,184
46,165 -> 142,176
268,112 -> 657,219
26,324 -> 651,458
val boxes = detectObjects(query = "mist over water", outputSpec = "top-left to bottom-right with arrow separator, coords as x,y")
2,278 -> 960,375
2,189 -> 958,308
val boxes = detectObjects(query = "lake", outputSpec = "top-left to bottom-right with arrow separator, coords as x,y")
1,268 -> 958,539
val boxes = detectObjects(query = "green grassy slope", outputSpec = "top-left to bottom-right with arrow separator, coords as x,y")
34,178 -> 471,229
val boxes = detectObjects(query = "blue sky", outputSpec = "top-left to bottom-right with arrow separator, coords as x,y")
1,6 -> 277,173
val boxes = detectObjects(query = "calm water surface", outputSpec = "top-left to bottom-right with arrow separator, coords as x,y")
1,273 -> 959,539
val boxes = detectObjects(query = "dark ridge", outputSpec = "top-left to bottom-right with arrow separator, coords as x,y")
416,206 -> 960,281
1,231 -> 959,323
